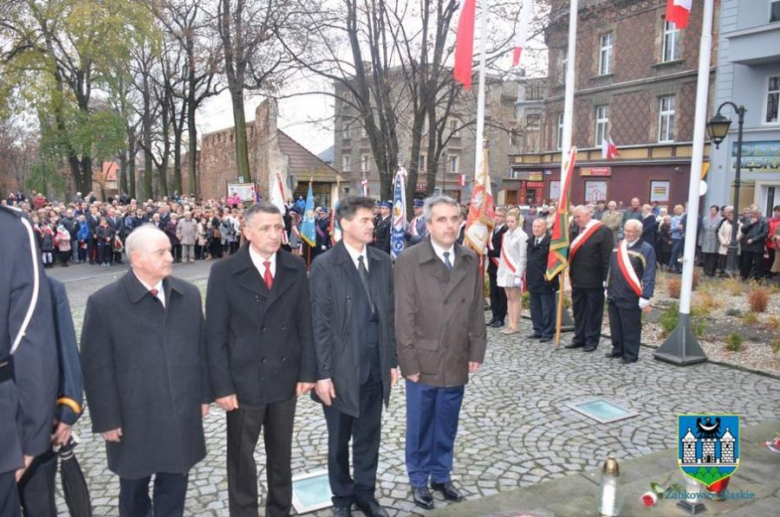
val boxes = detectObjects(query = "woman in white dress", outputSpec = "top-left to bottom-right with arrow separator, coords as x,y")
497,209 -> 528,335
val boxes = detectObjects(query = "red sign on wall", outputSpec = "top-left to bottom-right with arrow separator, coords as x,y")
580,167 -> 612,177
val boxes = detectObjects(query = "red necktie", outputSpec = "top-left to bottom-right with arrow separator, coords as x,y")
150,288 -> 158,298
263,261 -> 273,290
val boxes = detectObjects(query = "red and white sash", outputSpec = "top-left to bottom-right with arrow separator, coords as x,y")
488,228 -> 500,267
617,239 -> 643,297
569,219 -> 603,261
500,232 -> 518,273
410,217 -> 419,236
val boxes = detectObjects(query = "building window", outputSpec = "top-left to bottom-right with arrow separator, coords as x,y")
418,154 -> 427,172
448,154 -> 459,173
766,75 -> 780,124
557,113 -> 564,150
558,48 -> 568,85
658,96 -> 676,142
526,114 -> 541,129
662,21 -> 681,62
343,123 -> 351,139
594,105 -> 610,146
450,119 -> 460,136
361,154 -> 370,173
361,125 -> 368,138
771,0 -> 780,22
342,154 -> 351,172
598,32 -> 613,76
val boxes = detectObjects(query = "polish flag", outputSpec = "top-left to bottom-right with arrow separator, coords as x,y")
453,0 -> 477,89
458,174 -> 467,188
513,0 -> 532,67
601,137 -> 619,160
665,0 -> 692,29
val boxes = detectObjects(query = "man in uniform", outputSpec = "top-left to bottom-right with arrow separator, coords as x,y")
406,199 -> 428,246
372,201 -> 392,254
566,205 -> 614,352
0,205 -> 58,516
486,207 -> 508,328
606,220 -> 656,364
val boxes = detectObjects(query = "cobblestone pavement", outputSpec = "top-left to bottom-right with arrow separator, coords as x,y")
52,268 -> 780,516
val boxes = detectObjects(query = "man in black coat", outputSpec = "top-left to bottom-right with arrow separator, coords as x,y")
0,206 -> 57,517
310,196 -> 398,517
606,220 -> 657,364
371,201 -> 392,254
565,205 -> 614,352
81,224 -> 210,517
207,203 -> 316,517
486,207 -> 508,327
526,218 -> 559,342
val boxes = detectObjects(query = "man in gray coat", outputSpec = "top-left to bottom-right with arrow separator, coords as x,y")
81,224 -> 211,517
394,195 -> 487,510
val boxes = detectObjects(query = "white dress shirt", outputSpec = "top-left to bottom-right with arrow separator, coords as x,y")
343,241 -> 369,272
135,273 -> 166,308
430,239 -> 456,269
249,245 -> 277,280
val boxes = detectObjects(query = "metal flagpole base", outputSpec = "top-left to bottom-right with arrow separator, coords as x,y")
653,313 -> 708,366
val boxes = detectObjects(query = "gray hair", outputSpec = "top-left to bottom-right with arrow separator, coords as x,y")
245,202 -> 281,226
126,224 -> 167,259
624,219 -> 642,232
423,195 -> 460,223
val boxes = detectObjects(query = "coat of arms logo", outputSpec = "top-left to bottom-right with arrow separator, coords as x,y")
678,414 -> 740,487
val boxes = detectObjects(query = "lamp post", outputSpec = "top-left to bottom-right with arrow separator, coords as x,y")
707,102 -> 746,275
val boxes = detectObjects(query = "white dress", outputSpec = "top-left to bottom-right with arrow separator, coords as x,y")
497,227 -> 528,288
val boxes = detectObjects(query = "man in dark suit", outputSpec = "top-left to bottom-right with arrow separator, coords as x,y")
107,208 -> 124,264
371,201 -> 392,254
526,218 -> 559,342
0,206 -> 57,517
310,196 -> 397,517
606,220 -> 656,364
87,205 -> 101,264
81,225 -> 210,517
486,207 -> 508,327
394,195 -> 487,510
565,205 -> 614,352
207,203 -> 316,517
19,277 -> 84,516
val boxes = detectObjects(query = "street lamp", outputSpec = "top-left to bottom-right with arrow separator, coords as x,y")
707,102 -> 746,275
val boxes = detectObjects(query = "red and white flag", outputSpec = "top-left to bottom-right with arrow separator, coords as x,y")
513,0 -> 532,67
458,173 -> 467,188
453,0 -> 477,89
601,137 -> 618,160
665,0 -> 692,29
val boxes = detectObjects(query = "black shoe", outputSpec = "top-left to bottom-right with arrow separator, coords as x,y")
431,481 -> 464,502
621,357 -> 638,364
355,499 -> 389,517
528,333 -> 542,339
412,486 -> 434,510
605,351 -> 623,358
539,337 -> 553,343
333,506 -> 352,517
583,346 -> 598,352
492,320 -> 505,328
564,342 -> 584,349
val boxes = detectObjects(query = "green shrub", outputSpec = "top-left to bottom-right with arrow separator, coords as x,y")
659,304 -> 706,339
725,308 -> 742,317
724,333 -> 743,352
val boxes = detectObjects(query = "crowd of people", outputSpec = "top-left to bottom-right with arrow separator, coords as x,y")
2,185 -> 780,517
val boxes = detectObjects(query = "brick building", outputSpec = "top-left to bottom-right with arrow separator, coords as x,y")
198,99 -> 342,205
510,0 -> 720,209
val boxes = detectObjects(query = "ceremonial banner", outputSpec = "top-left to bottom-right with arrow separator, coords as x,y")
464,145 -> 495,254
391,168 -> 407,260
301,182 -> 316,247
545,147 -> 577,280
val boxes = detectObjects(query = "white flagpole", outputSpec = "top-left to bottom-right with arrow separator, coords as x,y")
473,0 -> 489,182
655,0 -> 713,366
561,0 -> 578,162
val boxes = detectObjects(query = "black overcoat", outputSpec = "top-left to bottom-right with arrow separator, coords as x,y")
309,242 -> 397,417
81,272 -> 210,479
206,245 -> 316,406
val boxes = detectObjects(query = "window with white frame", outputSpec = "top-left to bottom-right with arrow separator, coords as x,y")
361,125 -> 368,138
343,123 -> 351,139
448,154 -> 459,174
658,96 -> 676,142
599,32 -> 613,76
558,48 -> 568,85
360,154 -> 370,172
771,0 -> 780,23
662,21 -> 680,62
342,154 -> 351,172
766,75 -> 779,124
418,154 -> 427,172
557,113 -> 564,150
450,119 -> 460,136
594,105 -> 610,146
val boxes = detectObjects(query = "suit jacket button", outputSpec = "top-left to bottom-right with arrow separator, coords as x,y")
281,356 -> 286,362
262,326 -> 267,332
261,357 -> 266,363
255,296 -> 260,302
281,326 -> 287,331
